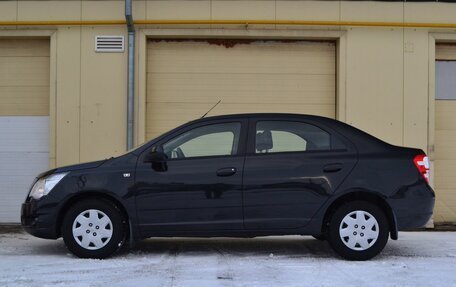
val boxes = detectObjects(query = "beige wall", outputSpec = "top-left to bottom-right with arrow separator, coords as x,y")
1,0 -> 452,161
1,0 -> 445,157
63,26 -> 127,166
2,1 -> 456,222
0,1 -> 131,166
52,26 -> 128,166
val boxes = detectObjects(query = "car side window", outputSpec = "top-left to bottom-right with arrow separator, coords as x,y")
255,121 -> 331,153
163,122 -> 241,159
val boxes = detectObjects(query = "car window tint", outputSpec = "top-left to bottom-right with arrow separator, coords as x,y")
255,121 -> 331,153
270,131 -> 307,152
163,122 -> 241,159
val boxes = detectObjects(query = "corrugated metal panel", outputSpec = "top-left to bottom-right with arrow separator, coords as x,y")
0,39 -> 50,116
434,44 -> 456,223
0,117 -> 48,152
146,40 -> 336,140
436,44 -> 456,61
0,117 -> 49,223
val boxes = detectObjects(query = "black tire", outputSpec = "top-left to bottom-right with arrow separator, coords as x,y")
327,201 -> 389,261
61,198 -> 128,259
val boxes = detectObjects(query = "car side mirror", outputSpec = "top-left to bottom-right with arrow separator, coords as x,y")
144,150 -> 168,172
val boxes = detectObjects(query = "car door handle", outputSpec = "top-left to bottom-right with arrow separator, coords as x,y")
323,163 -> 343,173
216,167 -> 237,177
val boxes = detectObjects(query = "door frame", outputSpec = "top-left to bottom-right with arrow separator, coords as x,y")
428,33 -> 456,186
426,33 -> 456,227
0,30 -> 56,169
428,33 -> 456,226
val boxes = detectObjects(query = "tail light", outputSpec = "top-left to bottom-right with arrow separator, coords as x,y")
413,154 -> 430,184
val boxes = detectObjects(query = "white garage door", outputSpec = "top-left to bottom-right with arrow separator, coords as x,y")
0,39 -> 50,223
146,40 -> 336,140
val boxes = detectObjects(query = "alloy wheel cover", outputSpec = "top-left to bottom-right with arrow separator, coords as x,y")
339,210 -> 380,251
72,209 -> 113,250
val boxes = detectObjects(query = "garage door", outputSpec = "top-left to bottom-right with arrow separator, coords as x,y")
146,40 -> 336,140
0,39 -> 50,223
434,44 -> 456,223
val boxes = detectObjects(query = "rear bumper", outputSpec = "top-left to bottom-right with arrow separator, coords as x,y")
21,199 -> 59,239
388,182 -> 435,230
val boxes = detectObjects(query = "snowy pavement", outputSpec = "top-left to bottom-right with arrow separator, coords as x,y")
0,231 -> 455,287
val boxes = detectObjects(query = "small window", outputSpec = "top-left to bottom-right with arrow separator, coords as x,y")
436,61 -> 456,100
255,121 -> 331,154
163,122 -> 241,159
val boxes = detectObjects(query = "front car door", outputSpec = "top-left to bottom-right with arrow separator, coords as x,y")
243,117 -> 357,230
134,119 -> 247,235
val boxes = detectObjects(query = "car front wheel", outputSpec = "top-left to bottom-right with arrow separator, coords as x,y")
61,199 -> 127,259
327,201 -> 389,261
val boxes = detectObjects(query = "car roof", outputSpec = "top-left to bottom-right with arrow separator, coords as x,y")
194,113 -> 333,122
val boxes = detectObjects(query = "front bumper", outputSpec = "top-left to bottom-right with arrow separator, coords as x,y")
21,198 -> 59,239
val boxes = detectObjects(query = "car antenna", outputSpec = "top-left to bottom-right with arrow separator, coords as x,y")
201,100 -> 222,118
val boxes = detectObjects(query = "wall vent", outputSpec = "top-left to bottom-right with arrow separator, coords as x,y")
95,36 -> 125,52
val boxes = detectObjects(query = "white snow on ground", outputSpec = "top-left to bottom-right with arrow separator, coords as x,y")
0,231 -> 455,287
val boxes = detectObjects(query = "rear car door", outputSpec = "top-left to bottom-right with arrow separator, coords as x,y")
134,119 -> 247,235
243,117 -> 357,230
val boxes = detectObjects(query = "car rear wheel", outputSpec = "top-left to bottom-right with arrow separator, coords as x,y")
61,199 -> 127,259
327,201 -> 389,261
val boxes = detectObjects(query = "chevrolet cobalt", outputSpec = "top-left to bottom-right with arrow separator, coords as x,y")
21,114 -> 435,260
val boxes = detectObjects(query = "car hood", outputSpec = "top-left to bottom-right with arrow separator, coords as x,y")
55,159 -> 109,173
34,159 -> 110,178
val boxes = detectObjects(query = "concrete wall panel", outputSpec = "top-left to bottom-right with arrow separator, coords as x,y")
17,1 -> 81,21
79,26 -> 127,162
82,1 -> 124,21
55,27 -> 81,166
345,28 -> 404,146
405,2 -> 456,24
403,29 -> 429,152
0,1 -> 17,22
341,1 -> 403,23
276,1 -> 339,22
212,1 -> 275,20
146,0 -> 211,20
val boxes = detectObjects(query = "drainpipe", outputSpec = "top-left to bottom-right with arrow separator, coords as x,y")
125,0 -> 135,150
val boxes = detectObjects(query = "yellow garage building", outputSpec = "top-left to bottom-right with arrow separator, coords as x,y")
0,0 -> 455,225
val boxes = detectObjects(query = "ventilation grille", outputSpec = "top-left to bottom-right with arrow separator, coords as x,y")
95,36 -> 124,52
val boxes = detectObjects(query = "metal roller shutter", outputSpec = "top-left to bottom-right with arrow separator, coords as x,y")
146,40 -> 336,140
0,39 -> 50,223
434,44 -> 456,223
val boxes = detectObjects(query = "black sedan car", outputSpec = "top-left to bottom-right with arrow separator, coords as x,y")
21,113 -> 435,260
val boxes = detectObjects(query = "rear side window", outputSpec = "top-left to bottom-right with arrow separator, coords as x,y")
255,121 -> 331,154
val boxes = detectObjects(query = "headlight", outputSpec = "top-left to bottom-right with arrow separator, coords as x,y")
29,172 -> 69,200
